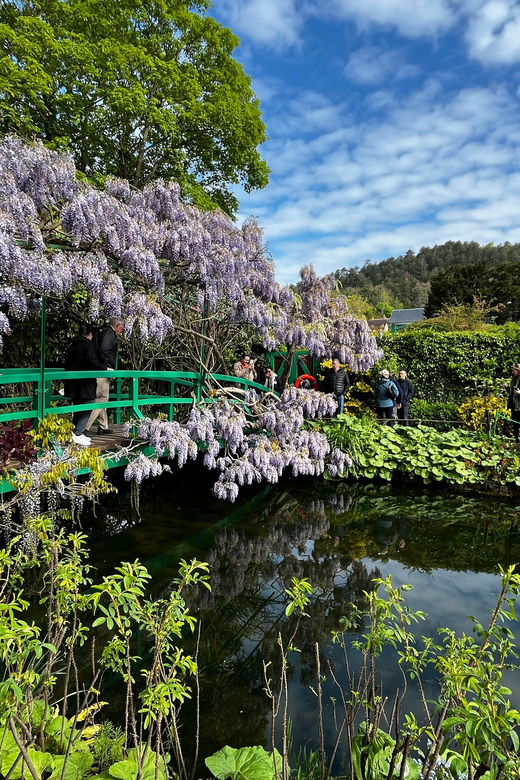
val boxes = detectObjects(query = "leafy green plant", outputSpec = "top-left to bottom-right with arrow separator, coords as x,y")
205,746 -> 282,780
313,414 -> 520,489
409,398 -> 459,423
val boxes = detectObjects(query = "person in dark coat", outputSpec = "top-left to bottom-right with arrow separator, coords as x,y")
507,363 -> 520,442
396,369 -> 415,425
86,317 -> 123,434
324,358 -> 349,415
64,323 -> 107,445
250,352 -> 265,384
264,366 -> 282,393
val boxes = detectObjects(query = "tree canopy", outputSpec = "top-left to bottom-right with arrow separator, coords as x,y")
0,0 -> 269,216
425,260 -> 520,322
335,240 -> 520,311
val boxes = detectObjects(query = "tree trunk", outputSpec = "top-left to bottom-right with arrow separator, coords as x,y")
280,344 -> 296,388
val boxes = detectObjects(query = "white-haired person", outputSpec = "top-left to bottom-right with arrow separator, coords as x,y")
86,316 -> 124,435
374,369 -> 399,425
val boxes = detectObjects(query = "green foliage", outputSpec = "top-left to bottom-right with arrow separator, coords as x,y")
378,325 -> 520,402
412,298 -> 498,331
335,240 -> 520,310
332,568 -> 520,780
0,0 -> 269,216
458,395 -> 509,431
106,747 -> 169,780
410,398 -> 459,422
90,724 -> 124,772
314,413 -> 520,488
426,260 -> 520,322
0,518 -> 209,780
205,746 -> 282,780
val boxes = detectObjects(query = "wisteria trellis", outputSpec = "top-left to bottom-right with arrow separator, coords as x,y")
0,136 -> 381,499
119,388 -> 353,501
0,136 -> 382,369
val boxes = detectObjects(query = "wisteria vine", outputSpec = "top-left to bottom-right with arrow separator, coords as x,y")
0,136 -> 382,370
119,387 -> 352,501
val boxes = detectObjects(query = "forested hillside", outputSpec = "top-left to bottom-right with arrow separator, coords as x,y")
334,240 -> 520,311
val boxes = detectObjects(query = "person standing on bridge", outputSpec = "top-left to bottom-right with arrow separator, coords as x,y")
233,353 -> 256,383
64,323 -> 107,446
86,317 -> 123,435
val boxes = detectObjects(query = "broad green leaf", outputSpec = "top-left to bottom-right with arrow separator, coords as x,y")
205,745 -> 282,780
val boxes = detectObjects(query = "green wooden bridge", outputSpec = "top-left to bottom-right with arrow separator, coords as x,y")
0,367 -> 272,424
0,366 -> 275,490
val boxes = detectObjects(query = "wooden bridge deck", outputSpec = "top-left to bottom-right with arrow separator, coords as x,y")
85,423 -> 132,452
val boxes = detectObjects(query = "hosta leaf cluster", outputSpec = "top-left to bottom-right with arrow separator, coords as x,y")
316,415 -> 520,489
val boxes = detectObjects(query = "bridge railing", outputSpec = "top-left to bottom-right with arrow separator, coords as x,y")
0,368 -> 275,426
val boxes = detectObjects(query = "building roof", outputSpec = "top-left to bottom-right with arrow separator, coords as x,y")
367,318 -> 389,328
389,308 -> 425,324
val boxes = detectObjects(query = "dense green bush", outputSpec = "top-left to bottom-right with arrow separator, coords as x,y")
378,324 -> 520,402
409,398 -> 459,421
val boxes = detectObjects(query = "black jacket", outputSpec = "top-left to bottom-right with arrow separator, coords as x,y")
95,324 -> 118,369
324,367 -> 349,396
64,337 -> 106,399
396,377 -> 414,404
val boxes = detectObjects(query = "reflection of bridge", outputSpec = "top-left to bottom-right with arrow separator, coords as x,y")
0,368 -> 273,489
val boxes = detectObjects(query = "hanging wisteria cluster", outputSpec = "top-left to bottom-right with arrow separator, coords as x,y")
278,265 -> 383,370
0,136 -> 382,369
121,387 -> 341,501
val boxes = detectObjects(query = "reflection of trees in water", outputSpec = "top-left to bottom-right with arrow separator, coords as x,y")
180,492 -> 381,756
310,483 -> 520,573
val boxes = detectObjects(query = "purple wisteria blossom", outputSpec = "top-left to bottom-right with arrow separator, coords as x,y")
124,386 -> 341,501
0,137 -> 383,372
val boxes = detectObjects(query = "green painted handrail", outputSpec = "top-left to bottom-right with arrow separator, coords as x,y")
0,367 -> 277,426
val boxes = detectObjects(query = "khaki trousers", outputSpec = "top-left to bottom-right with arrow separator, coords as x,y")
86,377 -> 110,431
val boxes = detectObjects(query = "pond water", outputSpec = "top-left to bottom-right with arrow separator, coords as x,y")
82,464 -> 520,769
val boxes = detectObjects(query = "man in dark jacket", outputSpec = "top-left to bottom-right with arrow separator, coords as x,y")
324,358 -> 349,415
396,369 -> 415,425
86,317 -> 123,434
64,323 -> 107,446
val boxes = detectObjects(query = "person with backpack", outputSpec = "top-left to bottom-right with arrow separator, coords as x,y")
86,317 -> 124,434
375,369 -> 399,425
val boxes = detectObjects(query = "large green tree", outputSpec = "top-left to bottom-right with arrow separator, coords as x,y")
0,0 -> 269,215
425,260 -> 520,322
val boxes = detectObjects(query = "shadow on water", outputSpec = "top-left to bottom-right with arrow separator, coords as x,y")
82,468 -> 520,769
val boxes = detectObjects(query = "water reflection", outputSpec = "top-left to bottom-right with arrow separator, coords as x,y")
87,474 -> 520,765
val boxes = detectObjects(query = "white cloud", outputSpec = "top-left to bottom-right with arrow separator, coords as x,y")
218,0 -> 520,68
465,0 -> 520,64
344,46 -> 421,84
327,0 -> 457,37
238,82 -> 520,280
216,0 -> 303,49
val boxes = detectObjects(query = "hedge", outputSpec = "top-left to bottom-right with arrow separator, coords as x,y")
377,324 -> 520,403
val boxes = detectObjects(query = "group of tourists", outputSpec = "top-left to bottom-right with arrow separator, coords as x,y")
233,351 -> 415,423
233,353 -> 282,393
324,361 -> 415,425
64,318 -> 124,446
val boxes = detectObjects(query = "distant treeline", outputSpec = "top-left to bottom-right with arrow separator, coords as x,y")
334,240 -> 520,311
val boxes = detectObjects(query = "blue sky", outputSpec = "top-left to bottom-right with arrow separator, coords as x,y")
211,0 -> 520,284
